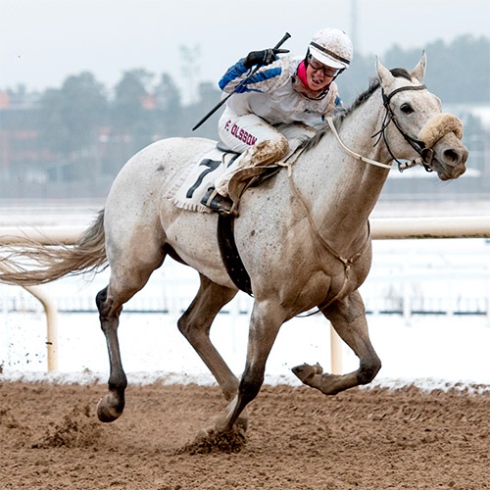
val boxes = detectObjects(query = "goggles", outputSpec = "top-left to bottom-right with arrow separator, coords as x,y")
307,55 -> 339,78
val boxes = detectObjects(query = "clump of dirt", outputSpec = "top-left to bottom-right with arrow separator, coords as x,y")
178,428 -> 247,455
32,404 -> 102,449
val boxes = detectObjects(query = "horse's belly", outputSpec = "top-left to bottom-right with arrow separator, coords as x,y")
162,210 -> 236,288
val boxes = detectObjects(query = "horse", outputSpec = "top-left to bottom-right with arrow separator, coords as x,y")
0,54 -> 468,437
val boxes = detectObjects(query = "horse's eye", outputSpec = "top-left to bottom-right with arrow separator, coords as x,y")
400,103 -> 414,114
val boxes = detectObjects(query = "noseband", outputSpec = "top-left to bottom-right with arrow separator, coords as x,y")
373,84 -> 434,172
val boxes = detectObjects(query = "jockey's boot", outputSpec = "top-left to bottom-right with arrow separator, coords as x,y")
201,187 -> 234,216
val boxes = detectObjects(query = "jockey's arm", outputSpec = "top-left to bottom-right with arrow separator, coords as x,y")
218,58 -> 285,95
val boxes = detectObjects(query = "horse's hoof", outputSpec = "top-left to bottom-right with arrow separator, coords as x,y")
195,428 -> 211,441
96,395 -> 123,423
214,415 -> 232,434
292,362 -> 324,383
236,414 -> 248,432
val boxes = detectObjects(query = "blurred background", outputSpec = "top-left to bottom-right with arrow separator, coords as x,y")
0,0 -> 489,203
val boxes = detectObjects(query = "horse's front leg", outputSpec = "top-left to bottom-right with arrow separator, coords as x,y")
293,290 -> 381,395
95,287 -> 128,422
213,300 -> 284,433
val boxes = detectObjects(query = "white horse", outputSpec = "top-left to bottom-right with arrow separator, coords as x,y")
0,54 -> 467,437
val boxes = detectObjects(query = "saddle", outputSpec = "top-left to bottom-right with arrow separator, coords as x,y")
167,142 -> 303,295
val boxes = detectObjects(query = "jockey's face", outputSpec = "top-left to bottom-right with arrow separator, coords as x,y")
306,57 -> 338,91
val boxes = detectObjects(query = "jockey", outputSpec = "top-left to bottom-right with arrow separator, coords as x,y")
201,27 -> 353,215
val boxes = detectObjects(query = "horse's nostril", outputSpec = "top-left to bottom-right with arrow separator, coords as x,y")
443,149 -> 460,166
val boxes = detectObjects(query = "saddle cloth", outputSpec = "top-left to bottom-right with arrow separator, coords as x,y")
167,137 -> 305,213
166,147 -> 239,213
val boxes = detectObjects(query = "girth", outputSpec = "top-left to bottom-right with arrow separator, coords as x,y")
217,214 -> 253,296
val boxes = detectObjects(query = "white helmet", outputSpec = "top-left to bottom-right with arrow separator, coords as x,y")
309,28 -> 353,70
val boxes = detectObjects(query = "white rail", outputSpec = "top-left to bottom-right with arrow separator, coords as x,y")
371,216 -> 490,239
1,216 -> 489,373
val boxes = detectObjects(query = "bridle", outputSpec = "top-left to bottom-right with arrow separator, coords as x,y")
325,82 -> 443,173
372,84 -> 435,172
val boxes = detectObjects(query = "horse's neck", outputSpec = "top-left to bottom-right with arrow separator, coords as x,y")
295,99 -> 389,249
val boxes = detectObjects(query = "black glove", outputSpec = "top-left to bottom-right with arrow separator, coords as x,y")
243,48 -> 289,69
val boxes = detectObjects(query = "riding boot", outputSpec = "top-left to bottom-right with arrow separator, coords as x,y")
201,187 -> 235,216
214,140 -> 289,211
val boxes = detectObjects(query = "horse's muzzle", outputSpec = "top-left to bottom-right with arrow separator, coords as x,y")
417,114 -> 467,180
430,131 -> 468,180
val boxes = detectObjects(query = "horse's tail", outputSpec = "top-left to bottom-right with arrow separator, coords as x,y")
0,210 -> 107,287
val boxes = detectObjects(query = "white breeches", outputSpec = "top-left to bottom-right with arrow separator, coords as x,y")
215,108 -> 316,197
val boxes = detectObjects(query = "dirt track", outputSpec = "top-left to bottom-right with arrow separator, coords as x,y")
1,381 -> 490,489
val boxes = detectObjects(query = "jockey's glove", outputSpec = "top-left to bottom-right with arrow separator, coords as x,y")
243,48 -> 289,69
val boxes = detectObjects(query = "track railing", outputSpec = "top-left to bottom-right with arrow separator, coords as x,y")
1,216 -> 489,373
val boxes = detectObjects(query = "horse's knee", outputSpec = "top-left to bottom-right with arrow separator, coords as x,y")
177,316 -> 204,344
357,356 -> 382,385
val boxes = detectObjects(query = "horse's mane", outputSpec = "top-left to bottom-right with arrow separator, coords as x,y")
301,68 -> 412,152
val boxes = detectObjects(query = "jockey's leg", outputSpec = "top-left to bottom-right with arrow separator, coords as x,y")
215,111 -> 288,198
201,111 -> 288,214
215,138 -> 288,196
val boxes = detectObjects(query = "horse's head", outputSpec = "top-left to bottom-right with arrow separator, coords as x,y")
376,53 -> 468,180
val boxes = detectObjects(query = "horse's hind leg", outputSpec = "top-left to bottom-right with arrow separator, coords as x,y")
293,290 -> 381,395
178,274 -> 239,401
96,286 -> 127,422
96,237 -> 166,423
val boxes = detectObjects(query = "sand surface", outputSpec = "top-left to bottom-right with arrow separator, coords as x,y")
2,381 -> 490,489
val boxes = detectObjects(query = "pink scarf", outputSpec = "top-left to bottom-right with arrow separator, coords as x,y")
297,60 -> 310,89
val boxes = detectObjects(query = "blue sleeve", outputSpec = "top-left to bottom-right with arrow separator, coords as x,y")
218,59 -> 283,94
218,59 -> 250,90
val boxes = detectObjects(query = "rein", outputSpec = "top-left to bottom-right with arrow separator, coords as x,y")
326,117 -> 393,169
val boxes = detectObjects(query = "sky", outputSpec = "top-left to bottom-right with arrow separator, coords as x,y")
1,0 -> 490,101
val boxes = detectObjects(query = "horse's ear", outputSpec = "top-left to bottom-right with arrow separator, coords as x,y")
375,56 -> 394,87
410,51 -> 427,83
